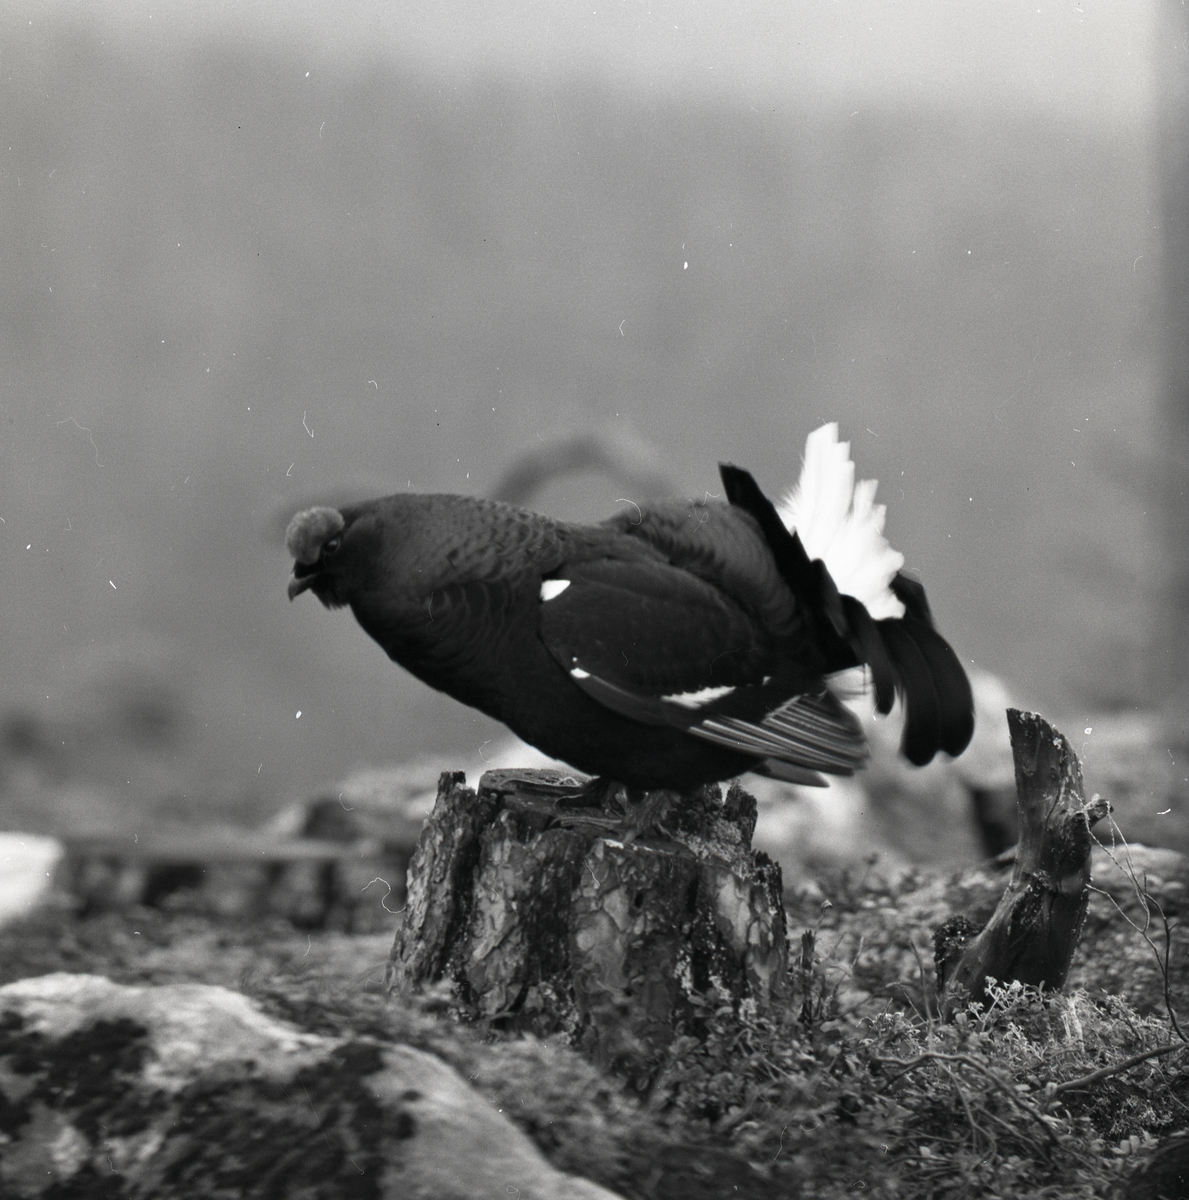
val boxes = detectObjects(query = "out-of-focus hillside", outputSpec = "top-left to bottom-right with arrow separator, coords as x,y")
0,22 -> 1163,828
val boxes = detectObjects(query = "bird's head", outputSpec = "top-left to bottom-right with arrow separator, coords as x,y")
285,505 -> 375,608
286,492 -> 467,611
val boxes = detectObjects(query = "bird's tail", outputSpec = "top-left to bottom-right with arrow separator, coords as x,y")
777,424 -> 905,620
719,429 -> 974,766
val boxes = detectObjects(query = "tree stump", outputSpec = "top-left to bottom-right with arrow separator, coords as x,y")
389,769 -> 788,1073
938,709 -> 1111,1016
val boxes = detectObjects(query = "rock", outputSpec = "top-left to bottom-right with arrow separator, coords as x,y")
0,973 -> 624,1200
1090,842 -> 1189,906
0,834 -> 63,927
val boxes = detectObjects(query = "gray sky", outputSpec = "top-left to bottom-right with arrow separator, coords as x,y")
0,0 -> 1169,806
15,0 -> 1158,121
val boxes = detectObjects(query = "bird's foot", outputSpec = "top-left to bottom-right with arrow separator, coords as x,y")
618,787 -> 679,844
478,770 -> 680,840
555,778 -> 677,842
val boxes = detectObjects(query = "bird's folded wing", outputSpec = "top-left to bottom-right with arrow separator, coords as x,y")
689,691 -> 866,773
602,498 -> 801,639
538,556 -> 768,695
539,557 -> 866,776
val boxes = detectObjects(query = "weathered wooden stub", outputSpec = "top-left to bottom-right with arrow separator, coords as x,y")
389,769 -> 788,1071
937,709 -> 1111,1016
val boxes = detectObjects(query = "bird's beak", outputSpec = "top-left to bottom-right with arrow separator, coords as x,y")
288,572 -> 315,601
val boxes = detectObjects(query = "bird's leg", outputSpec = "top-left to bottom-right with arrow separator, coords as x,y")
484,773 -> 687,842
553,777 -> 678,841
620,787 -> 679,843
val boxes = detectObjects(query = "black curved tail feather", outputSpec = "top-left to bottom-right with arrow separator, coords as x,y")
875,621 -> 943,765
890,573 -> 934,625
894,617 -> 975,759
839,594 -> 897,715
719,463 -> 848,641
886,573 -> 975,759
721,464 -> 975,767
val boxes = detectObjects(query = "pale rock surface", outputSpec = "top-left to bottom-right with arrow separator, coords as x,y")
0,833 -> 63,927
0,972 -> 623,1200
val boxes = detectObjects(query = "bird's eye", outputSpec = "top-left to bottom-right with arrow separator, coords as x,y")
323,536 -> 342,557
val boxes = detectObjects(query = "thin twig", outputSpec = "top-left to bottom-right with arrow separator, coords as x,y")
1090,821 -> 1187,1043
1053,1043 -> 1186,1095
1157,903 -> 1186,1044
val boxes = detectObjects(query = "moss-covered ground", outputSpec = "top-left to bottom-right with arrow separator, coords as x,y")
3,831 -> 1186,1200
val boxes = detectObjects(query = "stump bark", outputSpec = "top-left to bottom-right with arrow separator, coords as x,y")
938,709 -> 1111,1016
389,769 -> 788,1072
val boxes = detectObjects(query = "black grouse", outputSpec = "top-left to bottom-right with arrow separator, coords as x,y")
286,424 -> 974,794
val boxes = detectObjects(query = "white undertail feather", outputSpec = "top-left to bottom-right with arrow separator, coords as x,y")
777,424 -> 906,620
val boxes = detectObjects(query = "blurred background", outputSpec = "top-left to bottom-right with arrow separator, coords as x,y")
0,1 -> 1183,852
